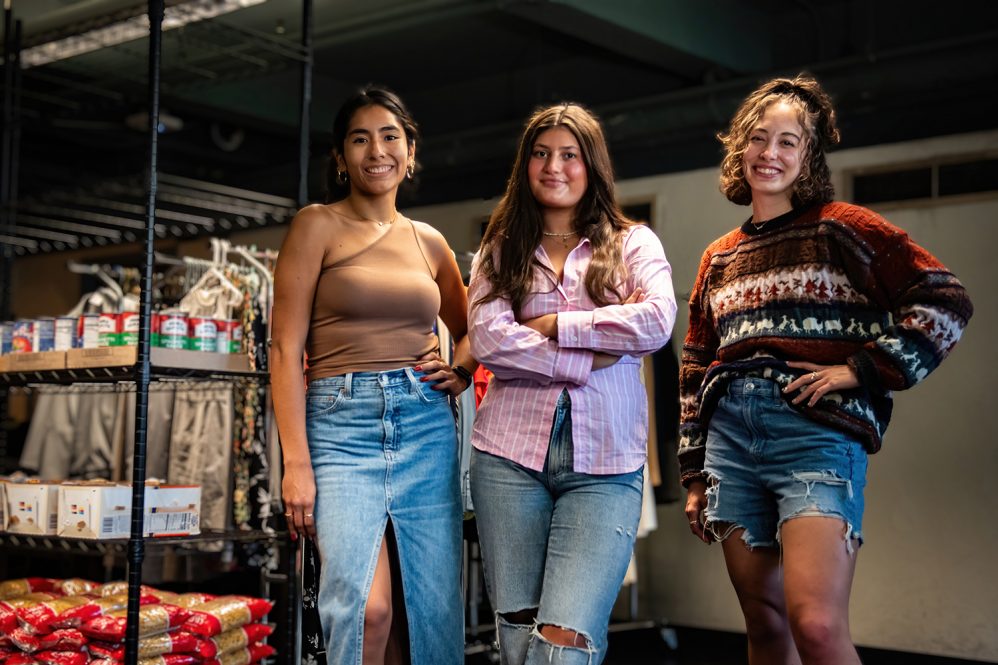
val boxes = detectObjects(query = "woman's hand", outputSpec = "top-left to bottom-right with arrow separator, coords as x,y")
415,351 -> 469,396
685,481 -> 713,544
520,313 -> 558,339
282,460 -> 317,541
784,361 -> 860,407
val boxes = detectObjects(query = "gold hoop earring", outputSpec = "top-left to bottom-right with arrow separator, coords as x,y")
336,170 -> 348,185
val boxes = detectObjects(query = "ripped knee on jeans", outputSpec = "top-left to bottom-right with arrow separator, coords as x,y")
498,608 -> 537,627
534,623 -> 595,651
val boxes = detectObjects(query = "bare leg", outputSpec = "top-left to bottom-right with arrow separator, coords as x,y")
720,527 -> 802,665
781,516 -> 860,665
362,538 -> 393,665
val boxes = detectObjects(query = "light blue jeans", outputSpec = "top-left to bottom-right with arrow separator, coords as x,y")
471,390 -> 644,665
306,368 -> 463,665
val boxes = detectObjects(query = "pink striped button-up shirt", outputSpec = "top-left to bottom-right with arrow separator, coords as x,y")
469,224 -> 676,474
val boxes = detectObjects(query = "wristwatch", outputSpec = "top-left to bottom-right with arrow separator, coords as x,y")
452,365 -> 473,389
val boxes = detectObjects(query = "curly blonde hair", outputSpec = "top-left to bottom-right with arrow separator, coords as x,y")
718,73 -> 841,207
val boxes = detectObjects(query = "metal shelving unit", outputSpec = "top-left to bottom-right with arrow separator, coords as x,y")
0,2 -> 314,664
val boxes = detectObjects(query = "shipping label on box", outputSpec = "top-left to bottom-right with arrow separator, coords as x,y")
58,484 -> 132,539
144,485 -> 201,537
4,482 -> 60,535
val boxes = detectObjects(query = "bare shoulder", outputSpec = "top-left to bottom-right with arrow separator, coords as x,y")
409,218 -> 452,259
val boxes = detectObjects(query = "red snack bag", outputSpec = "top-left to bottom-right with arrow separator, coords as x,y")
0,579 -> 57,601
53,593 -> 159,628
33,651 -> 87,665
53,580 -> 98,597
8,629 -> 86,654
191,624 -> 274,659
183,597 -> 273,637
1,595 -> 57,634
16,597 -> 90,634
80,605 -> 191,642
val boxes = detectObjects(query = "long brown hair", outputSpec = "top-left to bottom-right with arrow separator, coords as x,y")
477,103 -> 634,310
718,73 -> 840,207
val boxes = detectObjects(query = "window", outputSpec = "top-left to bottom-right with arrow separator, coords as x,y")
850,154 -> 998,205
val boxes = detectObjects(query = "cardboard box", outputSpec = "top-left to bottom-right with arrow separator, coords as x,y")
0,355 -> 9,373
0,481 -> 7,533
1,351 -> 66,372
58,483 -> 132,539
65,347 -> 250,373
144,485 -> 201,537
4,481 -> 60,535
57,483 -> 201,539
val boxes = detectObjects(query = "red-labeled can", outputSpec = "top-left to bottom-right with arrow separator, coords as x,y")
189,317 -> 218,352
214,319 -> 242,354
119,311 -> 140,346
156,310 -> 188,349
98,312 -> 120,347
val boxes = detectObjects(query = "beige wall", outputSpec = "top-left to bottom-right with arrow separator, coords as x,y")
9,129 -> 996,661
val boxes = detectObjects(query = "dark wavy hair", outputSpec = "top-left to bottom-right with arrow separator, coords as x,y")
324,85 -> 420,203
718,73 -> 841,207
476,103 -> 635,311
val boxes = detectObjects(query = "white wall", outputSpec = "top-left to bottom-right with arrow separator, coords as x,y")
403,130 -> 998,662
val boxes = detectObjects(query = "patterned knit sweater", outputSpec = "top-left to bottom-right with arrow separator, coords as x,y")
678,201 -> 973,487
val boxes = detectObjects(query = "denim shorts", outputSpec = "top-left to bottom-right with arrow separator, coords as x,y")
306,368 -> 463,665
703,377 -> 868,550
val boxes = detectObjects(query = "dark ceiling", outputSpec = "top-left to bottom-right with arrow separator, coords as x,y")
3,0 -> 998,254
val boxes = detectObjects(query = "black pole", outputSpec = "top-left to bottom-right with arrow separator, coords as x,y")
1,3 -> 15,319
124,1 -> 162,663
296,0 -> 313,207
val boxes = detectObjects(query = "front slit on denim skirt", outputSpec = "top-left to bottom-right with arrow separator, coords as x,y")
305,367 -> 463,665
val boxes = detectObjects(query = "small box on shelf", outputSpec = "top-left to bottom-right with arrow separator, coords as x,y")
57,482 -> 202,539
1,351 -> 67,372
64,346 -> 251,373
3,481 -> 60,535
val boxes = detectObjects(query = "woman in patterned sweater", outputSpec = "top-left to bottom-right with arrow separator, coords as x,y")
679,74 -> 972,664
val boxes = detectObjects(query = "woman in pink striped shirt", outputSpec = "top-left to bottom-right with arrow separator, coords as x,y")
468,103 -> 677,664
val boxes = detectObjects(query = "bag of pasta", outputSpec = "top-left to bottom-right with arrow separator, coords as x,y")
1,594 -> 57,633
202,642 -> 276,665
80,605 -> 191,642
53,580 -> 98,597
182,597 -> 273,638
87,632 -> 198,661
172,593 -> 215,609
190,624 -> 274,659
34,650 -> 88,665
17,596 -> 90,634
0,579 -> 57,601
53,593 -> 160,628
8,629 -> 87,653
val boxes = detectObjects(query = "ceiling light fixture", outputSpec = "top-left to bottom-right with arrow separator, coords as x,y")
21,0 -> 268,69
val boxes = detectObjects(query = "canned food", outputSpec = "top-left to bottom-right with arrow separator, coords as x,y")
55,316 -> 77,351
78,314 -> 99,349
119,312 -> 140,346
189,317 -> 218,352
157,310 -> 188,349
33,317 -> 55,352
98,312 -> 120,347
11,320 -> 33,353
214,319 -> 243,354
0,321 -> 12,354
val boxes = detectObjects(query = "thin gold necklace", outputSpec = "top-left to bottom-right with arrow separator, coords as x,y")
349,202 -> 398,227
543,229 -> 579,248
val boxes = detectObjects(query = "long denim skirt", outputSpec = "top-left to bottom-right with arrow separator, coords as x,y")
305,367 -> 463,664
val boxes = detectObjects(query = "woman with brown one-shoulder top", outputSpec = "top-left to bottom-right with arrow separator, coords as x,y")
271,86 -> 474,665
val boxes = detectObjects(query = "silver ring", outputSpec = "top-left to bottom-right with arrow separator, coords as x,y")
284,512 -> 292,517
810,372 -> 818,381
689,521 -> 698,526
304,513 -> 313,518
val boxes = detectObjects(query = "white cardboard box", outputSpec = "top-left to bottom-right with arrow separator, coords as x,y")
57,484 -> 201,539
4,481 -> 60,535
58,483 -> 132,539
